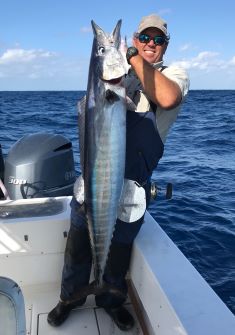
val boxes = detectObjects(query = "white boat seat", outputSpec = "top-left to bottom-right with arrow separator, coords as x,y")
0,277 -> 26,335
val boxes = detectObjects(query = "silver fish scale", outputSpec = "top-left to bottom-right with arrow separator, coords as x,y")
78,20 -> 127,286
88,99 -> 126,280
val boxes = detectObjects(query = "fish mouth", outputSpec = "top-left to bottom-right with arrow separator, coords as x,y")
102,76 -> 124,85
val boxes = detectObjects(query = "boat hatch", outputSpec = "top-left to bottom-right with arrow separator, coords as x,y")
0,277 -> 26,335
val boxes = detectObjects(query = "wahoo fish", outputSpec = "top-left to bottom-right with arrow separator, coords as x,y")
69,19 -> 127,301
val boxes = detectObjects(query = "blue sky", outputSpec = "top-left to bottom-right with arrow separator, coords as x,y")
0,0 -> 235,90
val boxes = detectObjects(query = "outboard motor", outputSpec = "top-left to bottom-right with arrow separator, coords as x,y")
4,133 -> 76,199
0,144 -> 5,199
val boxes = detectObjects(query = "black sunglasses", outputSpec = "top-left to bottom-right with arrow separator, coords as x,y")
138,33 -> 167,46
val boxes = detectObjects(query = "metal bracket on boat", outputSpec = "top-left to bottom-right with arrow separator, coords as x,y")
150,182 -> 173,200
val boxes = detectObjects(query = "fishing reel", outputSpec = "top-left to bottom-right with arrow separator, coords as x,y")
150,181 -> 173,200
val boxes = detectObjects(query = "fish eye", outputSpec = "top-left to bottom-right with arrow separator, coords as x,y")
98,46 -> 105,55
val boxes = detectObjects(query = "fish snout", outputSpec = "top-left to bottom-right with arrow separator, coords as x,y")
102,64 -> 126,82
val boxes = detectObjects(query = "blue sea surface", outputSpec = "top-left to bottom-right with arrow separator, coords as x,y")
0,90 -> 234,314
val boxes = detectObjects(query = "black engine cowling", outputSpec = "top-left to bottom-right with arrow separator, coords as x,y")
4,133 -> 76,200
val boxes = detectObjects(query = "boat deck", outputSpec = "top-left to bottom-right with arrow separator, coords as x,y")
23,282 -> 143,335
1,196 -> 235,335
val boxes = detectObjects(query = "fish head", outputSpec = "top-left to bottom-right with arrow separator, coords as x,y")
91,20 -> 127,85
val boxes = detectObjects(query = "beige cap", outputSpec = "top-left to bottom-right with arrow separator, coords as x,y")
137,13 -> 168,36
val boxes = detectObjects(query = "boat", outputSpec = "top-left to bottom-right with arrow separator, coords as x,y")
0,134 -> 235,334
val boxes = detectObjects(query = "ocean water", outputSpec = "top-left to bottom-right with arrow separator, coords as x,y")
0,90 -> 234,314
